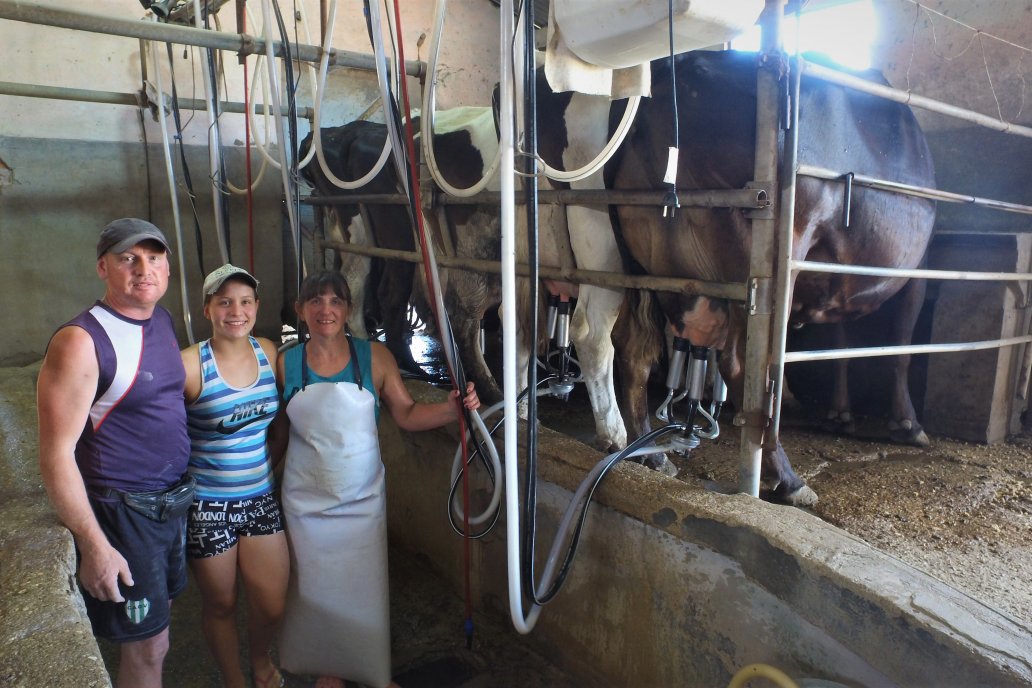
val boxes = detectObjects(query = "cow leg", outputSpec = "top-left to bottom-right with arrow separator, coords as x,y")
824,324 -> 856,435
568,285 -> 628,454
887,278 -> 929,446
378,259 -> 424,376
447,287 -> 503,404
326,208 -> 372,339
719,306 -> 818,507
612,289 -> 672,475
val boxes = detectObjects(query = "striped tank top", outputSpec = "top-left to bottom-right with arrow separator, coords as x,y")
186,337 -> 280,499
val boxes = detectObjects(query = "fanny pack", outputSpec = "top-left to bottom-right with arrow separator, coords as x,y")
99,473 -> 196,523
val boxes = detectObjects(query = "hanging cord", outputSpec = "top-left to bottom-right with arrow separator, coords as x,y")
661,0 -> 680,217
267,0 -> 303,305
163,41 -> 208,277
192,0 -> 231,263
238,1 -> 256,273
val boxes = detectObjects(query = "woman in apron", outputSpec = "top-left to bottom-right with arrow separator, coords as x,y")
275,271 -> 479,688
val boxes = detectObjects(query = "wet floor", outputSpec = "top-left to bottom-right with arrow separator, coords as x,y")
99,545 -> 576,687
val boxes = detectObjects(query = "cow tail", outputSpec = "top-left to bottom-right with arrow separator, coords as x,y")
615,287 -> 664,373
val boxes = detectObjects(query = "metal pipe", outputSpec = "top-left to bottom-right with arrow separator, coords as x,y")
799,164 -> 1032,217
784,335 -> 1032,363
302,187 -> 769,209
0,0 -> 425,77
769,52 -> 802,453
792,259 -> 1032,282
0,79 -> 312,119
802,58 -> 1032,140
738,0 -> 784,498
315,237 -> 748,300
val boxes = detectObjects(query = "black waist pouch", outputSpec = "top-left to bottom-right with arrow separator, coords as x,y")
116,473 -> 196,522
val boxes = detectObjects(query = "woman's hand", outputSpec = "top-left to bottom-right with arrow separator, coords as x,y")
453,382 -> 480,413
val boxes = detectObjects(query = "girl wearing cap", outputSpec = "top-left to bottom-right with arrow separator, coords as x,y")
275,271 -> 479,688
181,264 -> 288,688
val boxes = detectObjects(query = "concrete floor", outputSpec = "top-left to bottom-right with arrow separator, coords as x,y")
99,545 -> 575,688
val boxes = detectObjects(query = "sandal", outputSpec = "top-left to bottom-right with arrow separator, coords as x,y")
252,665 -> 284,688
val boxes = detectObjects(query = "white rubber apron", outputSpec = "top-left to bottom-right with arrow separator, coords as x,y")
277,378 -> 391,687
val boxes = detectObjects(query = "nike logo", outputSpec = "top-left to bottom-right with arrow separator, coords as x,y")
215,413 -> 274,435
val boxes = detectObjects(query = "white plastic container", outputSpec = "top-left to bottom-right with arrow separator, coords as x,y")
553,0 -> 765,69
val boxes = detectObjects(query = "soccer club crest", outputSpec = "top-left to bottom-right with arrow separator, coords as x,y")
124,598 -> 151,625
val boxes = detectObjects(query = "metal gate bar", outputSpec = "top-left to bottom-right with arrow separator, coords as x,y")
799,164 -> 1032,217
0,0 -> 424,76
314,236 -> 747,300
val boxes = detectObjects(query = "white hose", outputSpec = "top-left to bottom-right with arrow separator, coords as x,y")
148,30 -> 194,345
191,0 -> 228,264
237,1 -> 320,179
498,0 -> 536,635
421,0 -> 501,197
309,0 -> 394,190
259,0 -> 300,262
537,95 -> 641,183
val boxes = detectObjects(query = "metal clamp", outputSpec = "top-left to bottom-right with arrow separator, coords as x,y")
747,276 -> 773,316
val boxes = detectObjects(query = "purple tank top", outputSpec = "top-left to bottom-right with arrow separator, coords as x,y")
63,301 -> 190,492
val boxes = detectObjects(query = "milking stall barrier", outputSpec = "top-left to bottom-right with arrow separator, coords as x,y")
1,0 -> 1031,686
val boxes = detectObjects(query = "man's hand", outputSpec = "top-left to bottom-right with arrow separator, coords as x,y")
78,541 -> 134,602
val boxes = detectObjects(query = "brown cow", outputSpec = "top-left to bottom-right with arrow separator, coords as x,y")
605,50 -> 936,505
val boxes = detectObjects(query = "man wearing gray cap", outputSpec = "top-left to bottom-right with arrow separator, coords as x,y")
37,217 -> 192,686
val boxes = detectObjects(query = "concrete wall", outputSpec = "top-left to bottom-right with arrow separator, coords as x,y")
923,233 -> 1032,443
382,383 -> 1032,687
0,135 -> 286,364
0,363 -> 110,688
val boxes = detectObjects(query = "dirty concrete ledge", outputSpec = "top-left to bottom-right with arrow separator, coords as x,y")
384,382 -> 1032,688
0,363 -> 110,688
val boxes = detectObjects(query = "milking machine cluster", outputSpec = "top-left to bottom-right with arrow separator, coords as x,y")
543,294 -> 580,400
656,337 -> 727,454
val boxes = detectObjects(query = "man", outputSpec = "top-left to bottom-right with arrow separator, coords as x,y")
37,218 -> 192,687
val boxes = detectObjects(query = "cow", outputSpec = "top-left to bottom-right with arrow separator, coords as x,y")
299,121 -> 426,377
301,111 -> 671,470
599,50 -> 936,504
299,112 -> 512,404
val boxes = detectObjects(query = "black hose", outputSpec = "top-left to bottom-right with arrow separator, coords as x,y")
520,0 -> 544,605
534,423 -> 687,604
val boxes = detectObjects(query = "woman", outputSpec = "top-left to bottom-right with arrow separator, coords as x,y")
181,264 -> 289,688
276,271 -> 479,688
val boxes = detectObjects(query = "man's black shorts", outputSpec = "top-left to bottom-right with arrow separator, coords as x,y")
82,497 -> 188,642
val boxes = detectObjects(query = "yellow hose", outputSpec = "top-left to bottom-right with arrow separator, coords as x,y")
727,663 -> 800,688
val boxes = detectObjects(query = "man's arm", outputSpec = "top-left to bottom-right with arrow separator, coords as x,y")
37,326 -> 133,602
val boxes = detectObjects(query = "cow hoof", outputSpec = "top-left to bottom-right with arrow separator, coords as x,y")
823,410 -> 855,435
888,420 -> 930,447
785,485 -> 819,507
646,455 -> 678,478
764,483 -> 819,507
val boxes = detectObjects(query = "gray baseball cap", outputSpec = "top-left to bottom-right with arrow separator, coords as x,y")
203,263 -> 259,297
96,218 -> 171,258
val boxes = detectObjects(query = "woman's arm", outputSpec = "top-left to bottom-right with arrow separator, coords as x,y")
375,342 -> 479,432
180,343 -> 203,404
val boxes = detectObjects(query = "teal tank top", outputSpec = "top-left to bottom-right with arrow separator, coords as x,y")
282,337 -> 379,422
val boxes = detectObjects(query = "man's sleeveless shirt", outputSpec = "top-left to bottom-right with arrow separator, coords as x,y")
185,337 -> 279,500
65,301 -> 190,492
